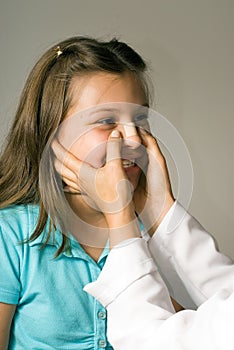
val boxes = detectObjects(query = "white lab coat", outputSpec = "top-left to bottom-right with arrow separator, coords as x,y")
84,202 -> 234,349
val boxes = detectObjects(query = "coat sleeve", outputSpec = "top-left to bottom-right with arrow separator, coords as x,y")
149,201 -> 234,307
84,238 -> 234,350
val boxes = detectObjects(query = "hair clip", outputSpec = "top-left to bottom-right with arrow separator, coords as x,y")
56,46 -> 63,57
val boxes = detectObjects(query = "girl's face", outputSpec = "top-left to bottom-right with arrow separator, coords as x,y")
60,72 -> 149,190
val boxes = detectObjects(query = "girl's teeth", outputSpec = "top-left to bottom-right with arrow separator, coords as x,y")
122,160 -> 135,168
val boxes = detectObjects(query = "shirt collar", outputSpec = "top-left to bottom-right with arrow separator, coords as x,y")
28,226 -> 110,262
28,206 -> 146,261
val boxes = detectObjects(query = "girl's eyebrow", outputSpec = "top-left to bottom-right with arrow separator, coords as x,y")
89,108 -> 121,115
89,104 -> 149,116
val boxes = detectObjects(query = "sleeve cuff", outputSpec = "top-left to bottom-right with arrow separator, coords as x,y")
153,201 -> 187,237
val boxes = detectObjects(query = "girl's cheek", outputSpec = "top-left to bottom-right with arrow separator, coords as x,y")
69,130 -> 109,168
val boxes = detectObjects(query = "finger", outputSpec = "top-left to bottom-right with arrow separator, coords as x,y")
63,185 -> 81,194
51,138 -> 91,175
139,128 -> 165,162
54,158 -> 81,193
139,128 -> 173,192
105,130 -> 122,165
54,158 -> 78,185
52,139 -> 95,196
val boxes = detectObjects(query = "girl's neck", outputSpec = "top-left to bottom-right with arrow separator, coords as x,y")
65,193 -> 109,262
65,192 -> 108,227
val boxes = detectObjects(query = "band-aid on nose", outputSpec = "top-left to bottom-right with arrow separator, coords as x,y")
123,122 -> 137,138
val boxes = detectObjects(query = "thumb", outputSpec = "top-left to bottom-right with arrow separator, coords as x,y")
106,130 -> 122,165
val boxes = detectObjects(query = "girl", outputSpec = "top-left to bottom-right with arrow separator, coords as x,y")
0,36 -> 176,349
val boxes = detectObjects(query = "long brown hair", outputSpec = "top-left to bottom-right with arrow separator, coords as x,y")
0,36 -> 150,255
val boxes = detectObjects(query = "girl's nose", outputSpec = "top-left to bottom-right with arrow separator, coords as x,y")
118,122 -> 142,148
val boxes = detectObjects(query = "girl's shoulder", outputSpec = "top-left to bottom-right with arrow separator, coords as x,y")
0,203 -> 40,221
0,204 -> 40,241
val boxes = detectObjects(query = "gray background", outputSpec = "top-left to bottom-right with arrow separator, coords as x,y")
0,0 -> 233,258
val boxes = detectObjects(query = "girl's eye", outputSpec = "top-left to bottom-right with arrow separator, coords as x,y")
133,114 -> 148,125
97,118 -> 116,125
95,117 -> 117,129
94,116 -> 117,130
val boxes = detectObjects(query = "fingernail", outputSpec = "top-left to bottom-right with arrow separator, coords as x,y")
111,130 -> 120,138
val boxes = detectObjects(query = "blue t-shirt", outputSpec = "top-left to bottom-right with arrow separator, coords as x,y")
0,204 -> 113,349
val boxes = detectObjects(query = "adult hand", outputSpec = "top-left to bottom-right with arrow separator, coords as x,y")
52,130 -> 137,230
134,129 -> 175,235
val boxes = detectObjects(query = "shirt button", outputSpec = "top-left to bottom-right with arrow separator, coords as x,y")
98,339 -> 107,348
98,310 -> 107,319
